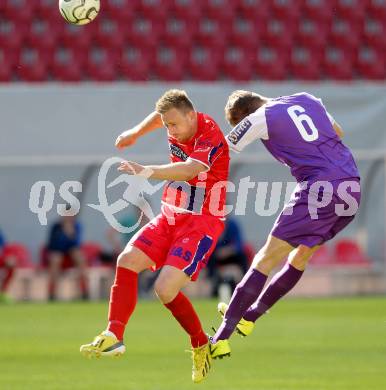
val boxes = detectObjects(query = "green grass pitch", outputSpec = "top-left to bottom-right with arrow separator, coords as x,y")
1,297 -> 385,390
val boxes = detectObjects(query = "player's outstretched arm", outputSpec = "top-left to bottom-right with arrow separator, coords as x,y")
118,159 -> 207,181
115,111 -> 163,149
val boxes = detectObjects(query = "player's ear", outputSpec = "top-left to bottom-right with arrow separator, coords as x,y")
187,110 -> 196,122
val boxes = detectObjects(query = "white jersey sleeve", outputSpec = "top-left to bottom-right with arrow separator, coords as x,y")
226,106 -> 269,153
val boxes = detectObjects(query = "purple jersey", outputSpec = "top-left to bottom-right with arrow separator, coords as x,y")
226,92 -> 360,183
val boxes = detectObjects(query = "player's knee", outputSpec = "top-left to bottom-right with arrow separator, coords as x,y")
154,279 -> 177,304
289,246 -> 315,270
290,256 -> 308,270
117,250 -> 141,271
254,255 -> 276,274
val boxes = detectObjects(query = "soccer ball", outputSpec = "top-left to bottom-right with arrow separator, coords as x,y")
59,0 -> 100,25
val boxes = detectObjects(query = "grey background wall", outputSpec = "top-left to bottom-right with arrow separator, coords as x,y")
0,83 -> 385,263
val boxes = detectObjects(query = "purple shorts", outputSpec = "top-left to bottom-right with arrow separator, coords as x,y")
271,178 -> 361,248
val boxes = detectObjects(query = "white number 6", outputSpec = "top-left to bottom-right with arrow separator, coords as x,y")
287,105 -> 319,142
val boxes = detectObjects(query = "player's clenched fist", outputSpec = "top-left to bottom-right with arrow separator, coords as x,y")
115,129 -> 139,149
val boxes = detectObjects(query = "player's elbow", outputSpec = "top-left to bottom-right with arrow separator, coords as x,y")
181,168 -> 198,181
183,161 -> 208,181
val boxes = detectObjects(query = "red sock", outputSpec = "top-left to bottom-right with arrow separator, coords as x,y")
1,266 -> 15,292
107,266 -> 138,340
164,292 -> 208,348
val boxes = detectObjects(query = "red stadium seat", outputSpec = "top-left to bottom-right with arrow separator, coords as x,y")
3,0 -> 35,23
2,243 -> 34,269
290,47 -> 322,80
85,47 -> 118,81
243,242 -> 255,266
154,46 -> 186,81
302,0 -> 335,23
51,47 -> 84,82
0,18 -> 26,51
222,46 -> 254,81
104,0 -> 138,22
162,17 -> 196,49
368,0 -> 386,19
329,18 -> 361,52
60,22 -> 96,50
81,242 -> 103,266
95,17 -> 126,50
37,0 -> 61,19
203,0 -> 237,25
188,45 -> 221,81
363,18 -> 386,51
17,47 -> 48,82
255,46 -> 289,80
333,239 -> 371,267
120,45 -> 153,81
296,18 -> 329,51
260,18 -> 295,50
335,0 -> 367,23
271,0 -> 301,21
127,17 -> 164,51
356,46 -> 386,80
1,0 -> 382,82
196,17 -> 229,49
238,0 -> 270,20
138,0 -> 172,20
309,245 -> 333,266
170,0 -> 203,24
228,16 -> 261,51
26,18 -> 61,52
0,53 -> 13,82
322,46 -> 354,80
0,46 -> 18,67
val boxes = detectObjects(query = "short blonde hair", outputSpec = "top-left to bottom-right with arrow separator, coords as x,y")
155,89 -> 195,114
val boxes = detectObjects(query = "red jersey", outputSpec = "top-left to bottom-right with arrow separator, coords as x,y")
161,112 -> 230,219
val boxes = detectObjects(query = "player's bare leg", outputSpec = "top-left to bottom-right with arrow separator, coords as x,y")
288,244 -> 320,271
155,266 -> 212,383
47,252 -> 63,301
80,245 -> 155,358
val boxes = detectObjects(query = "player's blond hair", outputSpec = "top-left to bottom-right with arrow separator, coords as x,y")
155,89 -> 195,115
225,90 -> 266,127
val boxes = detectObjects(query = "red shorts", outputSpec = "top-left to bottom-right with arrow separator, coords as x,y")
129,212 -> 224,281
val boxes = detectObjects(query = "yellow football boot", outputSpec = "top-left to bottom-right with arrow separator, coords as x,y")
217,302 -> 255,337
209,337 -> 231,359
80,331 -> 125,358
191,343 -> 212,383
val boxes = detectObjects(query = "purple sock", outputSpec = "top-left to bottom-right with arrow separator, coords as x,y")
212,268 -> 268,342
243,263 -> 304,322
